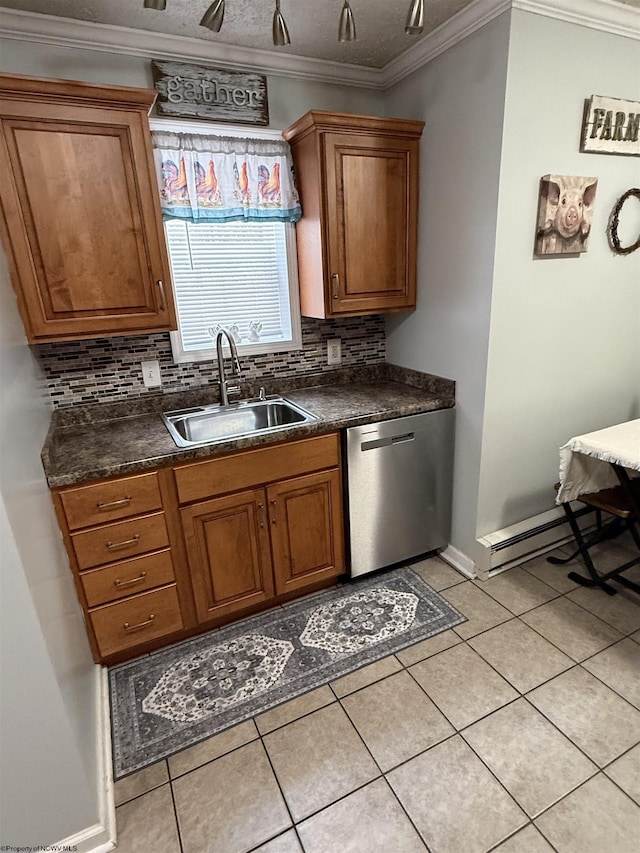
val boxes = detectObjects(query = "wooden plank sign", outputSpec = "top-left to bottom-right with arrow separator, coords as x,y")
580,95 -> 640,156
152,60 -> 269,126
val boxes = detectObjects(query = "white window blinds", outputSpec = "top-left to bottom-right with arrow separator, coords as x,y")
165,218 -> 300,358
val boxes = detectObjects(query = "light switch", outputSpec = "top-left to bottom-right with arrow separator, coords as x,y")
327,338 -> 342,365
141,359 -> 162,388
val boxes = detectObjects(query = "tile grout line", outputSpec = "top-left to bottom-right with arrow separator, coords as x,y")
167,774 -> 186,853
112,555 -> 638,850
428,617 -> 639,799
451,578 -> 634,684
120,598 -> 635,804
330,679 -> 436,853
258,676 -> 434,849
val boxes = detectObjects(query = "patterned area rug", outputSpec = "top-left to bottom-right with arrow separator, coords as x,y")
109,566 -> 466,778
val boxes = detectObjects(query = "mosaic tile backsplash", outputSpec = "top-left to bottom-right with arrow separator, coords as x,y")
37,316 -> 386,409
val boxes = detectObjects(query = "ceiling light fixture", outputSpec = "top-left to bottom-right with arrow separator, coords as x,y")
338,1 -> 356,43
200,0 -> 225,32
405,0 -> 424,35
144,1 -> 426,46
272,0 -> 291,46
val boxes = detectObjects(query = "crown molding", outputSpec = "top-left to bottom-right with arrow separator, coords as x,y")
0,1 -> 637,93
513,0 -> 640,41
382,0 -> 511,88
0,8 -> 384,90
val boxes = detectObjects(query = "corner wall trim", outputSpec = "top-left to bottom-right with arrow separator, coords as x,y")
0,7 -> 383,90
439,544 -> 476,579
513,0 -> 640,41
54,667 -> 116,853
382,0 -> 511,89
0,0 -> 636,93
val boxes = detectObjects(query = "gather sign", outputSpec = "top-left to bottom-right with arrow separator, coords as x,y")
580,95 -> 640,156
152,60 -> 269,125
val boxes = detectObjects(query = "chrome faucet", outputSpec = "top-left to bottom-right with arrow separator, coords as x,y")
215,329 -> 242,406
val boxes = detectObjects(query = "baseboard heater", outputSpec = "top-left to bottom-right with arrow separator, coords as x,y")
475,503 -> 594,581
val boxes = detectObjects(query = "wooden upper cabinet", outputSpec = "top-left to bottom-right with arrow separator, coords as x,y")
0,74 -> 177,342
283,111 -> 424,319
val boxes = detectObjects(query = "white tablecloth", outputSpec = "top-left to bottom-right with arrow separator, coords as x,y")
556,418 -> 640,503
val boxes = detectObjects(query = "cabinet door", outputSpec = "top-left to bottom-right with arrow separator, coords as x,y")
323,132 -> 418,315
0,98 -> 176,342
181,489 -> 274,622
268,469 -> 344,596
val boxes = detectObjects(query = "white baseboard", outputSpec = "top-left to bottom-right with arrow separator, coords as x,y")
55,666 -> 116,853
440,544 -> 476,579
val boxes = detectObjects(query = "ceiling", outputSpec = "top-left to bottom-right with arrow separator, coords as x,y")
0,0 -> 485,68
1,0 -> 638,70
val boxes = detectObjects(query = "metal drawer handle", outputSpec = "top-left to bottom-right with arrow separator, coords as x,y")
123,615 -> 155,633
97,496 -> 132,510
331,273 -> 340,300
258,502 -> 266,528
106,534 -> 140,550
114,572 -> 147,589
270,499 -> 278,525
157,279 -> 166,310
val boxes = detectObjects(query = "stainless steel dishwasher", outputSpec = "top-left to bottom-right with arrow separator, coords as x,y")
346,408 -> 454,577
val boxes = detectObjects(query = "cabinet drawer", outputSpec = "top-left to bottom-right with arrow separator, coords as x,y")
175,433 -> 340,504
80,549 -> 175,608
60,472 -> 162,530
71,511 -> 169,570
90,585 -> 183,658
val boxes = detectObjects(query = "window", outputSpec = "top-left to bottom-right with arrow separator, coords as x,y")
165,218 -> 301,363
151,121 -> 302,363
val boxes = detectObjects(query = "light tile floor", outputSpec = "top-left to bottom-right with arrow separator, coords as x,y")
113,538 -> 640,853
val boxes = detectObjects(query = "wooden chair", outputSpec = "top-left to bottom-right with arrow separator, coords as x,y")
548,478 -> 640,595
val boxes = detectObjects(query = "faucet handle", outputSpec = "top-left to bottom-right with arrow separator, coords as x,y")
226,384 -> 241,398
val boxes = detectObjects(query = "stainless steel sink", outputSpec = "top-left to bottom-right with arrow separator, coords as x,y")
162,395 -> 318,448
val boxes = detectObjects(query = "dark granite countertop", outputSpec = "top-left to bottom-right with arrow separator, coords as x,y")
42,363 -> 455,488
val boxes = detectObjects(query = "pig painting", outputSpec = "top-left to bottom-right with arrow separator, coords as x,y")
534,174 -> 598,255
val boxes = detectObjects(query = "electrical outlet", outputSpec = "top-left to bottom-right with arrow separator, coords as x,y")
141,359 -> 162,388
327,338 -> 341,365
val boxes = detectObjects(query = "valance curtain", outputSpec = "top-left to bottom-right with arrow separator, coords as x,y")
151,131 -> 302,223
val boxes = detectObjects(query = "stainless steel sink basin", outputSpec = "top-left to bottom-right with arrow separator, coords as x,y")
162,395 -> 318,448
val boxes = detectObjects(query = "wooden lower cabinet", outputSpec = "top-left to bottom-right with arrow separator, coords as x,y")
269,469 -> 344,595
53,432 -> 345,662
181,488 -> 275,622
91,585 -> 184,658
181,469 -> 344,621
177,433 -> 345,623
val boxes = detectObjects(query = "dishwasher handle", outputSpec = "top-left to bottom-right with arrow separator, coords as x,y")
360,432 -> 415,451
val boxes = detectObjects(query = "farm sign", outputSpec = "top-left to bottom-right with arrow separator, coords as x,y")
580,95 -> 640,156
152,60 -> 269,125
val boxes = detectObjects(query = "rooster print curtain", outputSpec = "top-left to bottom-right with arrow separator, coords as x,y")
152,131 -> 301,223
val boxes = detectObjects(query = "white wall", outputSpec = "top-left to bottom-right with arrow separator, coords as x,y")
0,247 -> 99,844
477,9 -> 640,536
385,12 -> 511,558
0,39 -> 385,128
